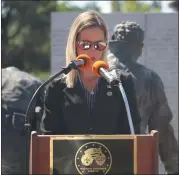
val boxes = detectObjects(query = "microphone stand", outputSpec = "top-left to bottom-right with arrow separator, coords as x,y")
24,61 -> 79,175
106,72 -> 135,135
117,81 -> 135,135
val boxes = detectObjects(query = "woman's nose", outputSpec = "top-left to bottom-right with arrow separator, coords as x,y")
91,45 -> 96,51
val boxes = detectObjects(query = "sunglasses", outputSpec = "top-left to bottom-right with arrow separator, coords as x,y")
77,40 -> 107,51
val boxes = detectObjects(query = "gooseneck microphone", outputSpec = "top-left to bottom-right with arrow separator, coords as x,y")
69,54 -> 91,71
92,60 -> 119,86
24,54 -> 91,174
92,60 -> 135,135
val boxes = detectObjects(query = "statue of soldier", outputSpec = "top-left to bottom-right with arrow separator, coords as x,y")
107,21 -> 178,174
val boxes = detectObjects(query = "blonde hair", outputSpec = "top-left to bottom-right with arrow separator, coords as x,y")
65,10 -> 109,88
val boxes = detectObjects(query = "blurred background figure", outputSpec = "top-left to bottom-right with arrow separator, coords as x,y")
107,21 -> 178,174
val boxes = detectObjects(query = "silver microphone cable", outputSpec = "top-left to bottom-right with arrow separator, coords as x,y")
118,82 -> 135,135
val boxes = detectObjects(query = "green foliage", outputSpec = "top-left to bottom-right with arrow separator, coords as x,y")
112,1 -> 161,13
123,1 -> 137,12
29,71 -> 50,81
1,1 -> 87,72
56,2 -> 82,12
151,1 -> 161,9
2,0 -> 57,71
150,1 -> 161,12
136,2 -> 151,12
111,1 -> 121,12
83,2 -> 101,12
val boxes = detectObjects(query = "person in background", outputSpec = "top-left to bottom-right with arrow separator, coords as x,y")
107,21 -> 178,174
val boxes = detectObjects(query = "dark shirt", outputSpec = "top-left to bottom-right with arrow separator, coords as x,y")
40,74 -> 141,135
78,75 -> 100,116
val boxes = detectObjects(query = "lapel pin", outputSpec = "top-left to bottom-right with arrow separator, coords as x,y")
107,91 -> 112,96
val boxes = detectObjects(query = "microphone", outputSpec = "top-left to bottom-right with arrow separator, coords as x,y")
92,61 -> 135,134
92,60 -> 119,85
24,54 -> 91,174
69,54 -> 91,71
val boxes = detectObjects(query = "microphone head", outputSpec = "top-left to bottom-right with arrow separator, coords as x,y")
76,54 -> 91,70
92,60 -> 109,77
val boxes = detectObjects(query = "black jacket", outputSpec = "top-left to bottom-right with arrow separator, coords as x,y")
40,72 -> 141,135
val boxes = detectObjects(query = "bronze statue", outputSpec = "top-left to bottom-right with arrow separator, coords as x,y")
107,21 -> 178,174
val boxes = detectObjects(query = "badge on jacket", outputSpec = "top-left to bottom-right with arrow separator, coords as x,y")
107,91 -> 112,96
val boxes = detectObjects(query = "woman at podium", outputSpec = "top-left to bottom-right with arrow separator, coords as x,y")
40,10 -> 141,136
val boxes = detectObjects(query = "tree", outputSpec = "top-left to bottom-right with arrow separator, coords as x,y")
123,0 -> 137,12
1,1 -> 84,71
122,1 -> 152,12
83,2 -> 101,12
56,1 -> 82,12
111,1 -> 121,12
1,1 -> 57,71
151,1 -> 161,12
136,2 -> 151,12
1,1 -> 13,67
169,0 -> 178,12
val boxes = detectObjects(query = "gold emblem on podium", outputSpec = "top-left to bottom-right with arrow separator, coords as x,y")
75,142 -> 112,174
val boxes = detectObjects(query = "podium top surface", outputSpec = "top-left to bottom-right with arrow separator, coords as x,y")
32,130 -> 158,140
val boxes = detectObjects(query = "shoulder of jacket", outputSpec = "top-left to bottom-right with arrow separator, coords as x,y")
47,74 -> 67,90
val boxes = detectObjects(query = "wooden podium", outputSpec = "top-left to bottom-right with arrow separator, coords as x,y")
29,130 -> 159,174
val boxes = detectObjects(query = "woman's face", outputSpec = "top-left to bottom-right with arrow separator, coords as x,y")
76,27 -> 106,63
76,27 -> 107,78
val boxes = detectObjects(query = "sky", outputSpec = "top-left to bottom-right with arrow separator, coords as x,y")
67,1 -> 175,13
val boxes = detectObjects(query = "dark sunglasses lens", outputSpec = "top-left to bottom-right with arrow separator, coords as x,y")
78,41 -> 91,50
95,42 -> 107,51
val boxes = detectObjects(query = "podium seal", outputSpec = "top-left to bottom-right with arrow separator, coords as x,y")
75,142 -> 112,174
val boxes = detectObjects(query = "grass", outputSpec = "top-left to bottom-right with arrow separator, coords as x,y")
29,71 -> 50,81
